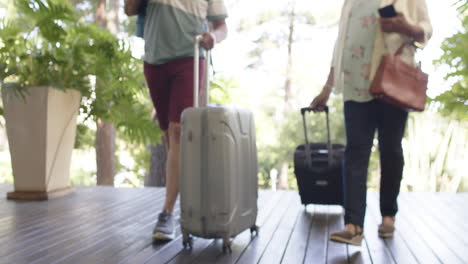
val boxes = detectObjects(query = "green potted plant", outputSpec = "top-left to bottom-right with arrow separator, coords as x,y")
0,0 -> 157,200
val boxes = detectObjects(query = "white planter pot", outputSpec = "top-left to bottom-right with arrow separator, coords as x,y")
2,86 -> 81,200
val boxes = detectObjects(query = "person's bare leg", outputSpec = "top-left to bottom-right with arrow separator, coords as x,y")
153,124 -> 180,240
381,216 -> 395,226
163,130 -> 169,150
162,122 -> 181,213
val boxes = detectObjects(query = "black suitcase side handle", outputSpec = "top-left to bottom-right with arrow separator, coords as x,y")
300,105 -> 332,168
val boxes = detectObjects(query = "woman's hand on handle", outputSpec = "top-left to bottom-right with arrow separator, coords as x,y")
310,67 -> 334,112
310,86 -> 332,112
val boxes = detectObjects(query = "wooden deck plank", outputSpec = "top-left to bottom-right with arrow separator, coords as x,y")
58,198 -> 174,264
134,191 -> 272,264
166,237 -> 214,264
0,192 -> 114,229
398,193 -> 465,264
280,204 -> 313,264
122,230 -> 184,264
364,193 -> 397,264
0,187 -> 132,249
348,237 -> 373,264
379,194 -> 441,263
343,206 -> 372,264
0,187 -> 99,230
257,194 -> 302,264
0,185 -> 466,264
234,191 -> 296,263
0,188 -> 152,260
365,192 -> 413,264
0,188 -> 135,243
303,206 -> 328,264
437,193 -> 468,234
419,193 -> 468,247
5,189 -> 160,264
409,193 -> 468,262
98,204 -> 181,264
116,211 -> 185,264
17,198 -> 157,264
325,206 -> 349,264
188,190 -> 279,264
43,192 -> 165,264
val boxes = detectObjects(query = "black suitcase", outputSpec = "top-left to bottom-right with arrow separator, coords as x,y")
293,106 -> 345,206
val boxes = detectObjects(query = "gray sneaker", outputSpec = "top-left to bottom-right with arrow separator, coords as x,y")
153,211 -> 176,241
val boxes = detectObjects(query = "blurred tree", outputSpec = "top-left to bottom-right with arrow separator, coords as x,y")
237,0 -> 318,189
94,0 -> 116,186
402,113 -> 468,192
433,0 -> 468,121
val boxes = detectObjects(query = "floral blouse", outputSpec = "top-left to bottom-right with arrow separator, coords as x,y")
342,0 -> 380,102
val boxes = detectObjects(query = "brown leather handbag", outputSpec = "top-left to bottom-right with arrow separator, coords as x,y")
369,43 -> 428,112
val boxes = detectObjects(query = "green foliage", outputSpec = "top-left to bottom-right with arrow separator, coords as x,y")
209,75 -> 239,105
0,157 -> 13,184
70,168 -> 96,186
433,1 -> 468,121
74,123 -> 95,149
115,139 -> 150,185
402,113 -> 468,192
0,0 -> 159,144
256,96 -> 346,189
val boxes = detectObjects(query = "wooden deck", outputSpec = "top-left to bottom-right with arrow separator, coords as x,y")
0,184 -> 467,264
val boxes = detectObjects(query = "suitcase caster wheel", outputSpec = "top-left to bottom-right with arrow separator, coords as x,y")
222,240 -> 232,254
182,234 -> 193,249
250,225 -> 259,236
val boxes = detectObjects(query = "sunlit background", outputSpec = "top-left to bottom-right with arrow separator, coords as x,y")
0,0 -> 466,192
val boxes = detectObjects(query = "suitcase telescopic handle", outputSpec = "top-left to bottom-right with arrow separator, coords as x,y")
300,106 -> 333,168
194,35 -> 211,108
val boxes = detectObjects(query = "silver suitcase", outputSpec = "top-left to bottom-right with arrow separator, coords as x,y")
179,36 -> 259,252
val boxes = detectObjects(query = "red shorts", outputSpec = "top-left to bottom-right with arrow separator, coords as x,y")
144,57 -> 205,131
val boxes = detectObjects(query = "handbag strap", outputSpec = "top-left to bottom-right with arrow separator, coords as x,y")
394,41 -> 419,56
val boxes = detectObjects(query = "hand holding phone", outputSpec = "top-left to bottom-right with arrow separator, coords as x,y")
378,5 -> 397,18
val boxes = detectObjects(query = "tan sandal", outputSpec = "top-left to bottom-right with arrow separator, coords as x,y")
330,224 -> 363,246
378,216 -> 395,238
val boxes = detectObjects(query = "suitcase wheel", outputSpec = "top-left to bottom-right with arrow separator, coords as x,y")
222,238 -> 232,254
250,225 -> 259,236
182,233 -> 193,249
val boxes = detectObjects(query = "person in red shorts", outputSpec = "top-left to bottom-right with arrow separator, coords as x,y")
124,0 -> 228,241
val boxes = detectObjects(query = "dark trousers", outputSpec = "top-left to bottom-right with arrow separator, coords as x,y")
343,100 -> 408,227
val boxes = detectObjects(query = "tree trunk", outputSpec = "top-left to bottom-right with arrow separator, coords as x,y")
277,1 -> 296,190
95,0 -> 116,186
145,114 -> 167,187
108,0 -> 120,34
96,120 -> 116,185
145,135 -> 167,187
283,1 -> 295,109
95,0 -> 107,28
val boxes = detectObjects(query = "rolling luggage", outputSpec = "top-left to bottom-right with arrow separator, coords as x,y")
293,106 -> 345,206
179,35 -> 259,252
